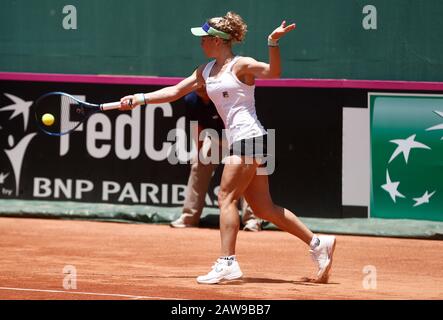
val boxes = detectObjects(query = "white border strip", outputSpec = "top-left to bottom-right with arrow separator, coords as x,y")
0,286 -> 185,300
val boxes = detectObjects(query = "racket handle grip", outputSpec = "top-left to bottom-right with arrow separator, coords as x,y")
100,101 -> 121,111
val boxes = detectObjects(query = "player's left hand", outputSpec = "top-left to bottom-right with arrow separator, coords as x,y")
269,21 -> 296,40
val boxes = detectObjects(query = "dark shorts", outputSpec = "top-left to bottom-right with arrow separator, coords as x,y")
229,135 -> 270,163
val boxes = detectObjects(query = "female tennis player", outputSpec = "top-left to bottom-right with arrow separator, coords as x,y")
120,11 -> 336,284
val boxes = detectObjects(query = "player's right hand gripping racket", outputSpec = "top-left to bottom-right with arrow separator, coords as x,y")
34,91 -> 125,136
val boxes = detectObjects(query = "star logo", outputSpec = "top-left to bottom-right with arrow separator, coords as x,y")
0,93 -> 33,131
426,110 -> 443,140
382,132 -> 438,206
388,134 -> 431,164
381,170 -> 405,203
413,190 -> 436,207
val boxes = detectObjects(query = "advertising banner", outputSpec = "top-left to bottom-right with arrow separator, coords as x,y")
0,79 -> 343,218
0,81 -> 196,207
370,93 -> 443,221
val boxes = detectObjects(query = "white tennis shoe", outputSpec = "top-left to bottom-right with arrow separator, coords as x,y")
309,235 -> 336,283
243,219 -> 262,232
197,258 -> 243,284
169,215 -> 198,228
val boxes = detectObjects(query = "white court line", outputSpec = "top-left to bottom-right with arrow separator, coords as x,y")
0,287 -> 185,300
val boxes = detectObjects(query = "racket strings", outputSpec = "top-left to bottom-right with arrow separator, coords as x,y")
61,95 -> 85,133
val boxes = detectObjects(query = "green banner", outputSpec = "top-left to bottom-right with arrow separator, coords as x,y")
370,93 -> 443,221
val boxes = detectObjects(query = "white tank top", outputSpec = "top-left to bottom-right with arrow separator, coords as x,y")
202,56 -> 267,146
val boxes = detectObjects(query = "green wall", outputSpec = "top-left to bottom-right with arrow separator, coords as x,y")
1,0 -> 442,81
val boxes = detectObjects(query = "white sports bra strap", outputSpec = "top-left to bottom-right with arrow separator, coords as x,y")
202,60 -> 216,81
226,56 -> 241,73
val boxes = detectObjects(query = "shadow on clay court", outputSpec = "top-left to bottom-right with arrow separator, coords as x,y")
111,274 -> 339,286
212,277 -> 340,286
242,277 -> 338,286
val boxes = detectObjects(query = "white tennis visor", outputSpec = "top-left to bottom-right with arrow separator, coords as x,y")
191,22 -> 231,40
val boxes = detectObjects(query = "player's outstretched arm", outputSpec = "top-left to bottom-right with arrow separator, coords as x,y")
120,66 -> 205,110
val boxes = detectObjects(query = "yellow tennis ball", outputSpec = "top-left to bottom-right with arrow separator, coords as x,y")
42,113 -> 55,126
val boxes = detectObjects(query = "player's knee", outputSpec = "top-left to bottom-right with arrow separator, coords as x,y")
218,190 -> 237,209
189,161 -> 200,174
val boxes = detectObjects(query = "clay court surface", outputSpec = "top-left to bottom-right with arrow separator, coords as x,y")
0,217 -> 441,300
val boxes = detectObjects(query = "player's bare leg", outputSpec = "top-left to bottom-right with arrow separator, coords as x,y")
244,173 -> 336,283
197,156 -> 257,284
218,156 -> 259,256
243,173 -> 313,243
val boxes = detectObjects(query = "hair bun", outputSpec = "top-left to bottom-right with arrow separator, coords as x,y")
209,11 -> 247,43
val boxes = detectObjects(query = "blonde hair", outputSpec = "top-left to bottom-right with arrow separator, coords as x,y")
208,11 -> 247,43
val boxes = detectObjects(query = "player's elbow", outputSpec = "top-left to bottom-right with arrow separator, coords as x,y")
266,70 -> 281,79
167,86 -> 183,101
266,65 -> 281,78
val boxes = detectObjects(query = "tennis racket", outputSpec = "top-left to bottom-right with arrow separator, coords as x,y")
34,91 -> 126,136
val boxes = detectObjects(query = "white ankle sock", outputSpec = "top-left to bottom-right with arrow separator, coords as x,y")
221,255 -> 236,261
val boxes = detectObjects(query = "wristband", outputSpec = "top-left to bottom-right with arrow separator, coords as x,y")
134,93 -> 147,106
268,37 -> 279,47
